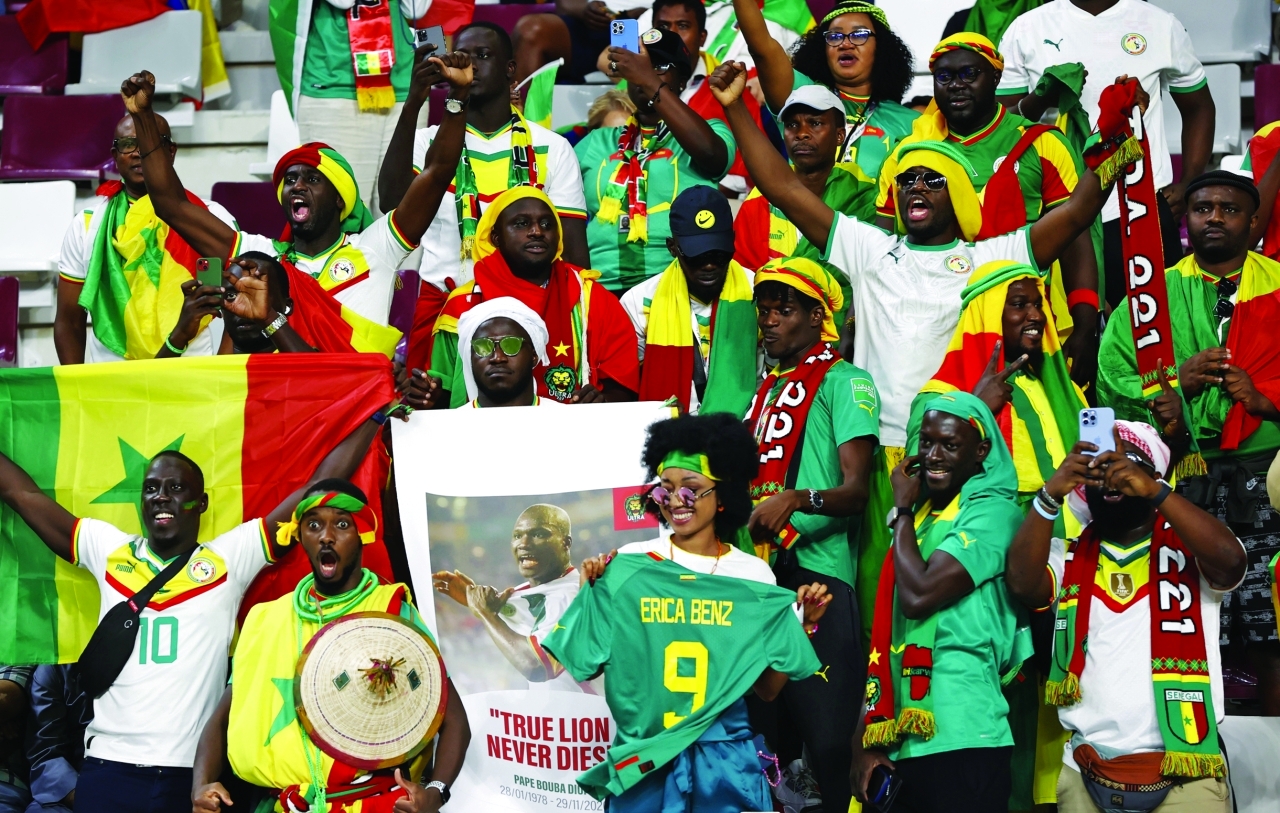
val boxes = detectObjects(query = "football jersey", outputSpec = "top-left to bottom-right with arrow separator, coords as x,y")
822,213 -> 1035,448
71,517 -> 273,767
499,568 -> 592,692
541,554 -> 819,799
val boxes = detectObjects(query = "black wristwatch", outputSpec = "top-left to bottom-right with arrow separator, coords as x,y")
885,506 -> 912,528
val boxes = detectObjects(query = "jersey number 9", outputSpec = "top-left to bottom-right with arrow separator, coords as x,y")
662,640 -> 708,728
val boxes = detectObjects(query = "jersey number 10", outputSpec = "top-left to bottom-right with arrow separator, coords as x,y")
137,617 -> 179,664
662,641 -> 708,728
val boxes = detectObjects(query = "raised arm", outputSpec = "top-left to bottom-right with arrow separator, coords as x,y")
709,61 -> 834,248
388,53 -> 475,245
120,72 -> 237,260
1166,86 -> 1215,218
377,44 -> 444,212
731,0 -> 795,110
466,585 -> 550,681
1028,167 -> 1111,269
0,452 -> 77,561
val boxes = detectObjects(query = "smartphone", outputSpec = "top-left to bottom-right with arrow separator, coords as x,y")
609,19 -> 639,54
415,25 -> 445,54
195,258 -> 223,290
1078,407 -> 1116,455
869,765 -> 902,811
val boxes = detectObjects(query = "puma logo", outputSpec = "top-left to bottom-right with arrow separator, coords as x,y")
1044,38 -> 1063,51
815,665 -> 832,682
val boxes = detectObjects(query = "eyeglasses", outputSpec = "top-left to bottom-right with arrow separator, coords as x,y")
823,28 -> 874,46
933,65 -> 984,86
112,135 -> 173,154
895,170 -> 948,191
1214,276 -> 1238,320
649,485 -> 715,508
652,62 -> 678,75
471,335 -> 526,357
1123,451 -> 1157,474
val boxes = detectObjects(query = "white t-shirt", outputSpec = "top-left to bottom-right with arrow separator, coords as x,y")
997,0 -> 1206,222
619,269 -> 761,414
619,536 -> 777,584
410,119 -> 587,294
822,213 -> 1036,448
235,211 -> 415,326
1047,530 -> 1241,768
501,567 -> 589,691
58,196 -> 235,363
72,517 -> 272,767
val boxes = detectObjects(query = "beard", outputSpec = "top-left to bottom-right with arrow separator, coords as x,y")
1190,234 -> 1248,265
1084,488 -> 1150,537
1006,343 -> 1044,371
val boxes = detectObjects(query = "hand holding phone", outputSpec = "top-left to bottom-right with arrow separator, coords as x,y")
869,764 -> 902,811
1078,408 -> 1116,456
195,258 -> 223,291
415,25 -> 445,54
609,19 -> 639,53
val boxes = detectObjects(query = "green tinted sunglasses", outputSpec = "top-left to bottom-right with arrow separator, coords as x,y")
471,335 -> 526,357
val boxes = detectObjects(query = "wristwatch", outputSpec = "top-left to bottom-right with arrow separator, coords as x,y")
885,506 -> 912,528
444,96 -> 466,114
262,312 -> 288,338
806,488 -> 824,513
424,781 -> 450,803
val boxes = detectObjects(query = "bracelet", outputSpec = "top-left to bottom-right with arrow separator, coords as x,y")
369,410 -> 389,426
1147,480 -> 1172,507
645,82 -> 668,110
262,312 -> 288,338
164,335 -> 187,355
1035,486 -> 1061,511
806,623 -> 818,639
1067,289 -> 1101,310
1014,97 -> 1026,118
1032,496 -> 1060,521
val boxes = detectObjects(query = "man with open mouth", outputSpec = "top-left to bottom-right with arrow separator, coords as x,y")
117,54 -> 477,332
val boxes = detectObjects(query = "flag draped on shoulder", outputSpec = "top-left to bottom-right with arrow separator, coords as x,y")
0,355 -> 396,665
280,261 -> 404,357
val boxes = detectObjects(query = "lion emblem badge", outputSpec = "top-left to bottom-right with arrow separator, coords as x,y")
544,365 -> 577,400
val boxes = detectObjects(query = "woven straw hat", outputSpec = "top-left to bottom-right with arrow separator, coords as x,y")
295,611 -> 447,769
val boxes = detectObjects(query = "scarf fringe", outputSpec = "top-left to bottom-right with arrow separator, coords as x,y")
1174,452 -> 1208,479
1045,673 -> 1081,706
597,195 -> 623,224
862,719 -> 899,749
1088,135 -> 1143,189
1160,751 -> 1226,779
896,708 -> 936,741
459,235 -> 475,262
628,213 -> 648,243
356,85 -> 396,113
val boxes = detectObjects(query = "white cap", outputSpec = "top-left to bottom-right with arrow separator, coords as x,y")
778,84 -> 846,121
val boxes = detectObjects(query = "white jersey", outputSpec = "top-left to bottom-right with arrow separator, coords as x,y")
500,568 -> 591,692
234,210 -> 417,326
619,536 -> 777,584
58,196 -> 235,363
822,213 -> 1035,448
1047,533 -> 1240,769
410,119 -> 587,295
997,0 -> 1206,222
72,517 -> 272,767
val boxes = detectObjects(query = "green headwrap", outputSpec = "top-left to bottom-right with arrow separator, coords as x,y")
657,451 -> 719,481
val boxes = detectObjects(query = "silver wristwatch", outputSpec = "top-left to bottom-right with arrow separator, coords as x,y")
424,780 -> 450,803
444,96 -> 465,114
262,312 -> 288,337
806,488 -> 823,513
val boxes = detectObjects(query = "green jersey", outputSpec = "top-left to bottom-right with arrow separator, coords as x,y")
576,120 -> 737,292
763,360 -> 881,586
541,554 -> 820,800
788,71 -> 919,184
299,2 -> 416,102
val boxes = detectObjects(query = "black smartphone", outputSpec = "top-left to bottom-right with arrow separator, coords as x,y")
195,258 -> 223,290
869,764 -> 902,812
415,25 -> 444,54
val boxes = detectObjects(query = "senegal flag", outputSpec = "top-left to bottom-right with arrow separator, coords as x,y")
520,58 -> 562,130
0,354 -> 395,666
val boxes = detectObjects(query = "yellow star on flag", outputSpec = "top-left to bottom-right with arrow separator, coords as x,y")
552,341 -> 570,357
868,648 -> 881,665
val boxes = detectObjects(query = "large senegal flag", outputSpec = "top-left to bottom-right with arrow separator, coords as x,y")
637,258 -> 758,416
75,185 -> 210,361
1244,121 -> 1280,262
0,354 -> 395,665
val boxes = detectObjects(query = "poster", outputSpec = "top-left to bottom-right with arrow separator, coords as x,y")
393,403 -> 673,812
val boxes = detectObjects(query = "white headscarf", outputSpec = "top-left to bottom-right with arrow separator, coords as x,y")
1066,420 -> 1172,526
456,297 -> 550,401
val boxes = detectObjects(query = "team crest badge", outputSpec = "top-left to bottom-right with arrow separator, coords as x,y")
623,493 -> 645,522
1164,688 -> 1208,745
945,255 -> 972,275
1110,572 -> 1134,600
329,258 -> 356,283
187,557 -> 217,584
641,28 -> 663,45
865,674 -> 882,708
544,365 -> 577,400
1121,33 -> 1147,55
500,603 -> 517,618
991,156 -> 1019,175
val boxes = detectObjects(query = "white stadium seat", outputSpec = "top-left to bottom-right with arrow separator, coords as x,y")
66,11 -> 204,99
1162,63 -> 1243,157
878,0 -> 972,77
249,90 -> 302,178
1149,0 -> 1271,64
0,181 -> 75,274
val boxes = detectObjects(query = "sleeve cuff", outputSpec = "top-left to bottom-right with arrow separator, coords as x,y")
1168,78 -> 1208,94
31,756 -> 77,804
1034,564 -> 1058,613
388,211 -> 420,251
997,86 -> 1029,96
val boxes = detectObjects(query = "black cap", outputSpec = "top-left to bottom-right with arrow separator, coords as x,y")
641,27 -> 693,78
669,185 -> 734,256
1184,169 -> 1260,209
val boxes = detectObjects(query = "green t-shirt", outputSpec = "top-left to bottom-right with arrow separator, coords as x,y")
300,2 -> 416,102
888,498 -> 1028,760
541,554 -> 820,799
788,70 -> 919,184
765,359 -> 880,586
576,120 -> 737,293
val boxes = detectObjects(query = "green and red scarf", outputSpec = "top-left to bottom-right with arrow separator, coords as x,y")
453,107 -> 541,260
747,341 -> 840,548
596,120 -> 672,245
638,258 -> 758,415
1047,521 -> 1225,778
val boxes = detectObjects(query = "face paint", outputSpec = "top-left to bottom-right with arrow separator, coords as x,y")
182,500 -> 200,510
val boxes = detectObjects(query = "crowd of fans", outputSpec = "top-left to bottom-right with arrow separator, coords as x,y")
2,0 -> 1279,811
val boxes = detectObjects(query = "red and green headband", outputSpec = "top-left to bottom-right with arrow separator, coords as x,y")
276,491 -> 378,547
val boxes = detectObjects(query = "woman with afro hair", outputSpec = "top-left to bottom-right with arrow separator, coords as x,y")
729,0 -> 918,184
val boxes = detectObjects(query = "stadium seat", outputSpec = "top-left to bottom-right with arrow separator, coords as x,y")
1219,154 -> 1248,177
211,182 -> 289,241
248,90 -> 302,177
1255,64 -> 1280,135
1149,0 -> 1270,64
472,2 -> 554,31
0,276 -> 17,367
388,269 -> 420,337
0,180 -> 74,273
1162,63 -> 1242,157
0,16 -> 66,95
877,0 -> 970,76
0,94 -> 124,181
65,10 -> 203,98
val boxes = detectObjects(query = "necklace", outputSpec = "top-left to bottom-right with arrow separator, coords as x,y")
670,536 -> 726,575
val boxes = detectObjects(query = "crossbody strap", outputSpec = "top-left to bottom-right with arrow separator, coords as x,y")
127,546 -> 196,613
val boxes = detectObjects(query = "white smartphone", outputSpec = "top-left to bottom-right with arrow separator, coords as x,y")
1078,407 -> 1116,455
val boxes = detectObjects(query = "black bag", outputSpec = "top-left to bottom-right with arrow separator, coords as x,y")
77,547 -> 194,699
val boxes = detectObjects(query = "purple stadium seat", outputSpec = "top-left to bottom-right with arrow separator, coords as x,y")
210,182 -> 289,242
0,16 -> 66,94
472,2 -> 554,32
389,268 -> 420,337
0,276 -> 17,367
806,0 -> 835,26
1255,64 -> 1280,134
0,94 -> 123,181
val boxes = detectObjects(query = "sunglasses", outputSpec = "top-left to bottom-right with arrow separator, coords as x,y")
1214,276 -> 1238,321
653,62 -> 679,75
649,485 -> 715,508
471,335 -> 526,358
823,28 -> 874,46
112,134 -> 173,154
934,65 -> 985,86
1123,451 -> 1157,474
895,171 -> 948,191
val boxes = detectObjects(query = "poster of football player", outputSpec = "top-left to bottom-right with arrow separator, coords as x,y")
393,403 -> 672,812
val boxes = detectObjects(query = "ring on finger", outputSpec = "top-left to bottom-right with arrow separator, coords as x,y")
610,61 -> 618,73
